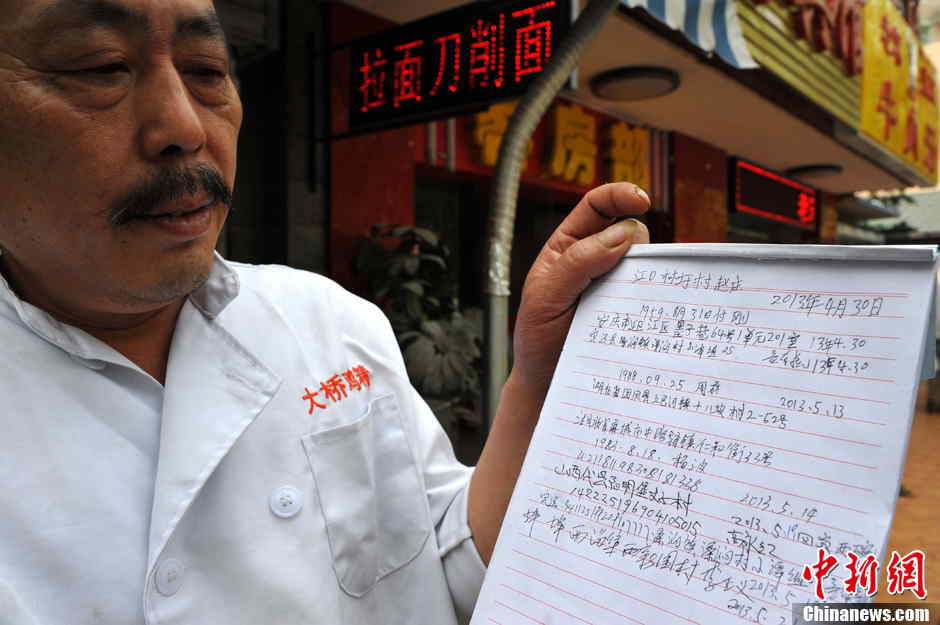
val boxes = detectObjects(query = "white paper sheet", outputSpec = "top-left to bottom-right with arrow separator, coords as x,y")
471,244 -> 937,625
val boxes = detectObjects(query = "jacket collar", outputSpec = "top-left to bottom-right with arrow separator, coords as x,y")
0,252 -> 240,368
147,297 -> 281,571
187,252 -> 241,319
0,250 -> 283,579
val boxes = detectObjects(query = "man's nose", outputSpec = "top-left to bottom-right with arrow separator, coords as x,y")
136,63 -> 208,160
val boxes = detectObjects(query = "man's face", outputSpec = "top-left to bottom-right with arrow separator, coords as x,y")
0,0 -> 242,315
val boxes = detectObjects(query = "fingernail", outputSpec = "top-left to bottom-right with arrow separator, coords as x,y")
634,185 -> 651,206
599,219 -> 637,248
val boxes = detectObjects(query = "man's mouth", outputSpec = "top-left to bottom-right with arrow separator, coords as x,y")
124,197 -> 217,239
133,199 -> 213,222
108,165 -> 233,227
138,204 -> 211,222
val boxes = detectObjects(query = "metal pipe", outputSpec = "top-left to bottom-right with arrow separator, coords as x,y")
428,121 -> 437,166
447,118 -> 457,172
482,0 -> 622,432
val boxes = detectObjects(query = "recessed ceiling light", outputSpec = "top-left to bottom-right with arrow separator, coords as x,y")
783,164 -> 844,179
590,66 -> 680,101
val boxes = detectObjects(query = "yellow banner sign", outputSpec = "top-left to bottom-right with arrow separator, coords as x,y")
860,0 -> 938,183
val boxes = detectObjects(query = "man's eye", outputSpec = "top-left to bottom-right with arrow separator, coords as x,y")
55,63 -> 131,90
73,63 -> 130,75
187,67 -> 227,81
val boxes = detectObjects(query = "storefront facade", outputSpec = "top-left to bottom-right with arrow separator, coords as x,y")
213,0 -> 938,456
321,0 -> 939,285
217,0 -> 938,278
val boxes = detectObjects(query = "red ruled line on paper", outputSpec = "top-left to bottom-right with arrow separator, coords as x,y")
577,355 -> 892,406
583,322 -> 897,362
523,503 -> 723,560
542,449 -> 865,538
580,339 -> 896,384
520,534 -> 792,622
555,417 -> 873,491
505,568 -> 680,625
600,279 -> 911,298
507,536 -> 785,623
574,369 -> 882,432
560,394 -> 878,472
533,480 -> 695,538
524,503 -> 807,585
518,521 -> 797,616
523,498 -> 816,586
555,416 -> 868,513
554,412 -> 874,493
493,599 -> 552,625
487,619 -> 504,625
537,464 -> 854,555
572,371 -> 887,432
596,293 -> 906,320
592,309 -> 902,341
530,479 -> 821,565
571,370 -> 882,446
533,476 -> 814,564
498,587 -> 597,625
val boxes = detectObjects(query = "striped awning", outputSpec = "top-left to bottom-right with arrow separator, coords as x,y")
621,0 -> 757,69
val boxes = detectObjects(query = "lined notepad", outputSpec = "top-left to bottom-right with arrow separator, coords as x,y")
471,244 -> 937,625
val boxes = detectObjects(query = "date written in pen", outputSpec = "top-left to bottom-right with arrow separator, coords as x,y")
768,293 -> 884,318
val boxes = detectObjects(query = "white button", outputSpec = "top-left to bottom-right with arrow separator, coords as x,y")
154,558 -> 185,597
270,485 -> 303,519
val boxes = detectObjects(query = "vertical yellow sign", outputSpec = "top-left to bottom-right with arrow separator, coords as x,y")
473,100 -> 533,168
606,121 -> 651,193
916,49 -> 939,181
549,103 -> 598,186
860,0 -> 938,183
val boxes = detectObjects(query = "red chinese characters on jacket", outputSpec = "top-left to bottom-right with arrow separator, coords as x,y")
302,365 -> 372,414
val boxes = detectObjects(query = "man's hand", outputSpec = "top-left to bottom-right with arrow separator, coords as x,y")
514,182 -> 651,392
469,182 -> 650,563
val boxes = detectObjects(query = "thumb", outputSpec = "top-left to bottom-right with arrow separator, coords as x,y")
552,218 -> 650,298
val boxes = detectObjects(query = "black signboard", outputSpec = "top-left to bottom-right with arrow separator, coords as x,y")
731,159 -> 819,230
349,0 -> 573,132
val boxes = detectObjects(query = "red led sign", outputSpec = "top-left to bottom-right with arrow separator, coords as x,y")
349,0 -> 572,132
731,159 -> 819,230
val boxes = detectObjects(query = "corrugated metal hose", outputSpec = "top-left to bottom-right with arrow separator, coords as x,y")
483,0 -> 622,430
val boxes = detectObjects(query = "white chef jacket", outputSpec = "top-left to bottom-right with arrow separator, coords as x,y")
0,254 -> 486,625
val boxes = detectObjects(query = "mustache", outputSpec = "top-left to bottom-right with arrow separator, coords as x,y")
109,164 -> 233,226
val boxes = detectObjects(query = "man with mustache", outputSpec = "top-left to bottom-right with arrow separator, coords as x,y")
0,0 -> 650,624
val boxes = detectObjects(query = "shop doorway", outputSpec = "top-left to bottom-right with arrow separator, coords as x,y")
413,174 -> 579,462
415,174 -> 580,333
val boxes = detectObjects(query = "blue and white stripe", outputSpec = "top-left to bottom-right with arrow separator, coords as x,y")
621,0 -> 757,69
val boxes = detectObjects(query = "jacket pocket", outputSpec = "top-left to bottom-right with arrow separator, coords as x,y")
301,394 -> 430,597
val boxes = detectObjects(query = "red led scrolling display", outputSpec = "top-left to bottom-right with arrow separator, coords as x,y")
349,0 -> 571,131
733,160 -> 819,230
